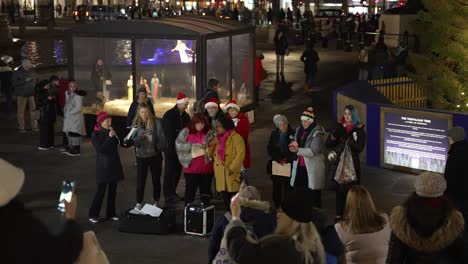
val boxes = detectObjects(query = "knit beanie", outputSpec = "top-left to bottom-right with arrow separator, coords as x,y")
96,111 -> 111,124
217,116 -> 235,131
414,172 -> 446,198
281,187 -> 315,223
273,114 -> 288,128
0,159 -> 25,207
447,126 -> 466,142
301,107 -> 315,123
137,87 -> 147,94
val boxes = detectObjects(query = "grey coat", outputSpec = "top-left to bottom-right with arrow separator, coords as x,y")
12,67 -> 37,97
63,92 -> 86,135
290,125 -> 326,190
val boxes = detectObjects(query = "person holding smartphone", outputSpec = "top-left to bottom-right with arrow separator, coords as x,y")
89,111 -> 124,223
1,159 -> 83,263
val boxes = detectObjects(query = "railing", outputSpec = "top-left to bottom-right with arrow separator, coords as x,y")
370,77 -> 427,108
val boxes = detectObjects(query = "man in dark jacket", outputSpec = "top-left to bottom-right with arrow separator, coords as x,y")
444,126 -> 468,221
0,55 -> 13,115
274,30 -> 288,78
12,59 -> 38,133
204,77 -> 220,101
36,76 -> 59,150
0,159 -> 83,264
300,47 -> 319,90
208,185 -> 275,263
162,92 -> 190,203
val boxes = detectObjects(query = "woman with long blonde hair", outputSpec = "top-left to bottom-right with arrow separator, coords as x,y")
225,188 -> 326,264
130,103 -> 166,210
334,185 -> 390,264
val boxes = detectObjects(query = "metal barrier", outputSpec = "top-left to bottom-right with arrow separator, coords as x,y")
370,77 -> 427,108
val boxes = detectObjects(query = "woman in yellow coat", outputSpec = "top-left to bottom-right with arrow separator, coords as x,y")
208,116 -> 245,211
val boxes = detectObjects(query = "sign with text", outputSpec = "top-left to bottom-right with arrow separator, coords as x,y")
383,110 -> 450,173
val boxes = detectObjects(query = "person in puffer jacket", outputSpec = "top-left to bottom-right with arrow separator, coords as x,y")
176,113 -> 214,205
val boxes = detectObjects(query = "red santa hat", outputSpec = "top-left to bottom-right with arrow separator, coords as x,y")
204,98 -> 219,109
176,92 -> 189,104
223,100 -> 240,112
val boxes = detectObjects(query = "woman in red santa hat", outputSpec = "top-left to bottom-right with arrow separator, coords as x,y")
223,100 -> 251,178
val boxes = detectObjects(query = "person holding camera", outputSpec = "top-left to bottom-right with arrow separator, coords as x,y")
1,159 -> 83,263
89,111 -> 124,223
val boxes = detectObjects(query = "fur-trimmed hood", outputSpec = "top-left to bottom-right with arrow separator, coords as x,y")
390,206 -> 465,252
240,197 -> 271,212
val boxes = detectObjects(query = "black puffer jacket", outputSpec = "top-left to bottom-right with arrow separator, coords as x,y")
91,126 -> 125,183
326,121 -> 366,183
36,80 -> 58,123
444,140 -> 468,211
386,202 -> 468,264
162,105 -> 190,154
1,199 -> 83,264
267,126 -> 295,174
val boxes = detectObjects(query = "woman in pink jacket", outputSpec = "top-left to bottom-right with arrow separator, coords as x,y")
176,113 -> 214,205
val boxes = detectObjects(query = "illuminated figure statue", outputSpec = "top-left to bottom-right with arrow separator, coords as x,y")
171,40 -> 192,63
127,75 -> 133,101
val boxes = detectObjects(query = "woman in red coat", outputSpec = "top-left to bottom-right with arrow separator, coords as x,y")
224,100 -> 251,170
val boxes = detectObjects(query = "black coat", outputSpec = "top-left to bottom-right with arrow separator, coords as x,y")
126,98 -> 155,128
91,127 -> 125,183
326,122 -> 366,183
386,205 -> 468,264
0,199 -> 83,264
162,105 -> 190,154
444,140 -> 468,210
36,81 -> 57,123
300,49 -> 319,74
267,127 -> 295,174
274,35 -> 288,55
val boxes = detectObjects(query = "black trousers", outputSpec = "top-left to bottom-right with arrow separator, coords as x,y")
336,183 -> 355,217
271,175 -> 291,209
89,182 -> 118,218
184,173 -> 213,205
294,166 -> 322,208
222,191 -> 237,212
163,153 -> 182,201
136,154 -> 163,203
39,120 -> 55,148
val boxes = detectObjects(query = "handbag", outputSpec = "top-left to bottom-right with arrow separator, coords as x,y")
334,140 -> 357,184
74,231 -> 110,264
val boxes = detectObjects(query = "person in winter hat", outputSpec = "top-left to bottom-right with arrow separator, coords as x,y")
267,114 -> 295,209
209,183 -> 275,264
224,99 -> 251,169
204,97 -> 222,128
162,92 -> 190,203
326,105 -> 366,219
62,80 -> 86,156
224,187 -> 326,264
89,112 -> 124,223
288,106 -> 326,208
126,87 -> 155,128
386,172 -> 468,263
0,159 -> 83,263
444,126 -> 468,227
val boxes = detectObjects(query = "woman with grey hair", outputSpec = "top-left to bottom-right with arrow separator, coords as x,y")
267,114 -> 295,209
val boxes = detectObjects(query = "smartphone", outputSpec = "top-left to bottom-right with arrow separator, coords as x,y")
58,181 -> 75,213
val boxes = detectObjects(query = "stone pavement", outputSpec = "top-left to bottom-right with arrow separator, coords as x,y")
0,41 -> 416,264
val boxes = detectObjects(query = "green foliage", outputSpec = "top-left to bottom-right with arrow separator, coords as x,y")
410,0 -> 468,111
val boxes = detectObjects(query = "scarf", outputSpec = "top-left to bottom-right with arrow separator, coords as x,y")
216,129 -> 234,163
297,124 -> 314,167
342,119 -> 354,134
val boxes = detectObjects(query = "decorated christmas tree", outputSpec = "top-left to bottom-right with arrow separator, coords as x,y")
410,0 -> 468,111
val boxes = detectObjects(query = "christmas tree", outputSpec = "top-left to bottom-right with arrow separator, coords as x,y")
410,0 -> 468,111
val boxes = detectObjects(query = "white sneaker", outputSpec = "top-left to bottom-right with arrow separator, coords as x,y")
38,147 -> 49,150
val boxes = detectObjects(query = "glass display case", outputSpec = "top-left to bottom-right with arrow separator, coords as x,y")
67,17 -> 255,119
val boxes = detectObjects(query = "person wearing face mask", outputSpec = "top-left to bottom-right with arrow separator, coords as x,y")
288,107 -> 326,208
207,116 -> 245,211
175,113 -> 214,205
326,105 -> 366,220
62,80 -> 86,156
224,100 -> 251,175
89,111 -> 124,223
267,114 -> 295,209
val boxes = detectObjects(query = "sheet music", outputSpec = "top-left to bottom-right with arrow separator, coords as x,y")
124,126 -> 138,141
272,161 -> 291,177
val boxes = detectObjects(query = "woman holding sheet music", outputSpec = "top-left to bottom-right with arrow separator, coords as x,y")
130,104 -> 166,211
267,114 -> 295,210
175,113 -> 214,205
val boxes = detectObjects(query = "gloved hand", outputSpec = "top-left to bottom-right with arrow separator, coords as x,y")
353,132 -> 358,142
328,151 -> 337,161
